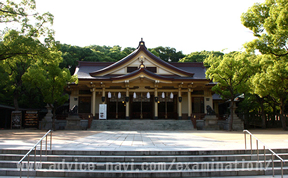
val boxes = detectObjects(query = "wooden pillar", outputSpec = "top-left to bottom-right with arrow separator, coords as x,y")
165,92 -> 167,119
154,86 -> 158,120
90,88 -> 96,117
101,84 -> 105,104
178,86 -> 182,120
188,88 -> 192,120
125,87 -> 130,120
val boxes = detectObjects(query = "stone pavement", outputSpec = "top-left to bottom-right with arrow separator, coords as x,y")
0,128 -> 287,151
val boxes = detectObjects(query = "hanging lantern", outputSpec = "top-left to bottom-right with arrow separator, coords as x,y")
162,92 -> 165,98
118,92 -> 121,99
133,92 -> 136,99
108,92 -> 112,98
155,97 -> 158,102
147,92 -> 150,99
170,92 -> 173,99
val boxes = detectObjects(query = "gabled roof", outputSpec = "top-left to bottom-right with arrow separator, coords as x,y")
111,67 -> 174,83
89,40 -> 194,77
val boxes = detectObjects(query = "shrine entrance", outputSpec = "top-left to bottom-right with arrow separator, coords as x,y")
131,93 -> 153,119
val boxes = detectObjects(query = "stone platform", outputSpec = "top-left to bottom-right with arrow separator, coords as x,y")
90,119 -> 194,130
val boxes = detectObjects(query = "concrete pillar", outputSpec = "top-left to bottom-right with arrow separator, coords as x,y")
178,87 -> 182,120
126,87 -> 130,120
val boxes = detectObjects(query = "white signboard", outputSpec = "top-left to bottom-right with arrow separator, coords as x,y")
99,104 -> 107,119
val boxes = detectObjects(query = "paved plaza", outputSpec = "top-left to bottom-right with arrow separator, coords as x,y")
0,129 -> 287,151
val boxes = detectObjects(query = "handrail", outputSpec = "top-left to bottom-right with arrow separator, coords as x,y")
18,130 -> 52,178
243,130 -> 285,178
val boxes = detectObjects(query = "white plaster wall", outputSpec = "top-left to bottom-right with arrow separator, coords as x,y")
111,68 -> 126,74
128,60 -> 141,66
158,68 -> 172,75
128,59 -> 154,67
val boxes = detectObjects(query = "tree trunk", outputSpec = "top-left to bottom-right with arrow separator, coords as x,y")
229,101 -> 234,131
13,91 -> 19,111
280,100 -> 287,130
260,98 -> 266,129
50,104 -> 56,131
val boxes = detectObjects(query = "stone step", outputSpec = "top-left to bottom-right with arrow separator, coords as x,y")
1,149 -> 288,156
90,120 -> 194,130
1,148 -> 286,177
1,159 -> 286,169
1,153 -> 287,163
1,175 -> 287,178
1,166 -> 287,177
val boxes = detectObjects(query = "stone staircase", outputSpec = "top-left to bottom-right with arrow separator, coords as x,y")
90,120 -> 194,130
0,149 -> 287,177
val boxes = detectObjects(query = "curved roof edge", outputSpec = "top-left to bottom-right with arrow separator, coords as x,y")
111,67 -> 173,82
89,40 -> 194,77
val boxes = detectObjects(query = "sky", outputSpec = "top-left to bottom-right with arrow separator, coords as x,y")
36,0 -> 265,54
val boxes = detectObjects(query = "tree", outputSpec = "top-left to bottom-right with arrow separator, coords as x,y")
0,0 -> 55,61
0,30 -> 58,110
23,50 -> 77,130
179,51 -> 224,63
241,0 -> 288,57
250,55 -> 288,130
149,46 -> 185,62
121,47 -> 136,57
242,0 -> 288,130
205,52 -> 254,130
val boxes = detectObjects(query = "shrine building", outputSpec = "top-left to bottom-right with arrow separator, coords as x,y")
68,39 -> 217,120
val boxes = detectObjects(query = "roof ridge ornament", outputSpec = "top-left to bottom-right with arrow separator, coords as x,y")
139,38 -> 146,48
139,61 -> 145,68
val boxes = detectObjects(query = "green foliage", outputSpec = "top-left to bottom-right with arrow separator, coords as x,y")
205,52 -> 255,130
0,30 -> 49,61
0,30 -> 56,109
0,0 -> 70,115
23,51 -> 77,107
249,54 -> 288,129
148,46 -> 185,62
179,51 -> 224,63
242,0 -> 288,129
59,44 -> 187,74
23,50 -> 77,129
251,55 -> 288,105
0,0 -> 55,61
241,0 -> 288,56
206,52 -> 254,99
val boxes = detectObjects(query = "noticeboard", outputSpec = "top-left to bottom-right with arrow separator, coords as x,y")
11,111 -> 22,129
25,111 -> 38,128
99,104 -> 107,119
